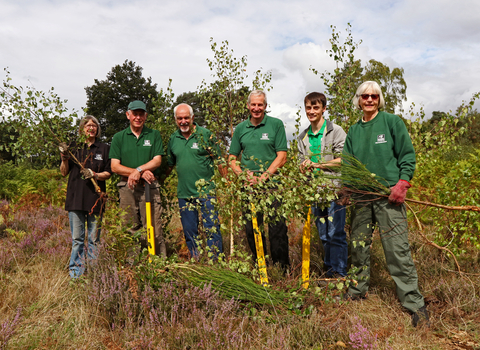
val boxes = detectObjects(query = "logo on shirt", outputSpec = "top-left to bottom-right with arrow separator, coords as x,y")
191,143 -> 199,149
143,139 -> 152,147
260,133 -> 270,140
94,153 -> 103,161
375,134 -> 387,144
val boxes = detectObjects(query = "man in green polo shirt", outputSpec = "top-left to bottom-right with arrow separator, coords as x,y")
109,100 -> 167,257
165,103 -> 224,258
229,90 -> 290,272
297,92 -> 347,278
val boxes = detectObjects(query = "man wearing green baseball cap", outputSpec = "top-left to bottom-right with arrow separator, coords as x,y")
109,100 -> 167,256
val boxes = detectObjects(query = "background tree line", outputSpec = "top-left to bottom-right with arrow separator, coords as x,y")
81,27 -> 480,155
2,24 -> 479,166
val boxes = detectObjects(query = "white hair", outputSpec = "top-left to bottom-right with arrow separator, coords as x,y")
173,103 -> 194,117
247,90 -> 267,106
352,81 -> 385,110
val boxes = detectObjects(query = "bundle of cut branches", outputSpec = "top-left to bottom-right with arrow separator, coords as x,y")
326,154 -> 480,212
174,264 -> 289,306
334,154 -> 390,195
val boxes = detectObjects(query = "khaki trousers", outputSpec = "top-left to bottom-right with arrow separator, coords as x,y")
118,180 -> 166,257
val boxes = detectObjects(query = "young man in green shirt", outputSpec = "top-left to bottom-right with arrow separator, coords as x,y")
297,92 -> 347,277
109,100 -> 167,257
229,90 -> 290,271
165,103 -> 224,258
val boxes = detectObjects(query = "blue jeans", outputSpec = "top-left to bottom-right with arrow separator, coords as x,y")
312,201 -> 347,277
178,196 -> 223,258
68,211 -> 102,278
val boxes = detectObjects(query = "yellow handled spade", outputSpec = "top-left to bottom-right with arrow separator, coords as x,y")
302,207 -> 312,289
145,183 -> 156,261
251,203 -> 268,286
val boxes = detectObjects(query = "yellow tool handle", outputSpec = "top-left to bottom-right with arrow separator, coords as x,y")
251,203 -> 268,286
302,207 -> 312,289
145,184 -> 156,260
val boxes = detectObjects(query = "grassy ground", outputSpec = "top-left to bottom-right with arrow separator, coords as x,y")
1,199 -> 479,349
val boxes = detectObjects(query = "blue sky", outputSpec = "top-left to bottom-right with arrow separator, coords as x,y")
1,0 -> 479,136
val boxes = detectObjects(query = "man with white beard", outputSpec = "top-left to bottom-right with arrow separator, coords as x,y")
165,103 -> 224,258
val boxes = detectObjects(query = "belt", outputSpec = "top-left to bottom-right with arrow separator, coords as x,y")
121,177 -> 159,184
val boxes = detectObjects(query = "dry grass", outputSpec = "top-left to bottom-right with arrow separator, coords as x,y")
2,258 -> 95,348
1,202 -> 479,349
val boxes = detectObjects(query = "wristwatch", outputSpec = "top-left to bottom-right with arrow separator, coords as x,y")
136,167 -> 143,174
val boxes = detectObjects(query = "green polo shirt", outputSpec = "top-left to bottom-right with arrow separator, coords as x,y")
308,120 -> 327,163
109,126 -> 164,177
167,125 -> 221,198
229,114 -> 288,172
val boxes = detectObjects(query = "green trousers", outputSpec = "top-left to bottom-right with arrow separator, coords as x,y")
348,195 -> 424,313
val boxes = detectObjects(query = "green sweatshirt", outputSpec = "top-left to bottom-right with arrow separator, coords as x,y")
343,111 -> 416,187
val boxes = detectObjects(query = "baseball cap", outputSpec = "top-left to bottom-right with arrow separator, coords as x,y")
128,100 -> 147,111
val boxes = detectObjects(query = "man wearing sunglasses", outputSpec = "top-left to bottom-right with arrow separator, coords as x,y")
343,81 -> 428,327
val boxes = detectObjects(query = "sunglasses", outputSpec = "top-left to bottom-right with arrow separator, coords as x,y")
360,94 -> 379,100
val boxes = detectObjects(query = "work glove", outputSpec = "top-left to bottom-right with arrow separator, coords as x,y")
80,168 -> 96,180
59,142 -> 70,160
335,188 -> 351,206
388,180 -> 411,205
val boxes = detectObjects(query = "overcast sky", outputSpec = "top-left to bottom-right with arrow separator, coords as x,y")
1,0 -> 479,137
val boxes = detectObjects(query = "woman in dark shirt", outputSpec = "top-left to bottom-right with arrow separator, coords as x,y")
60,115 -> 111,278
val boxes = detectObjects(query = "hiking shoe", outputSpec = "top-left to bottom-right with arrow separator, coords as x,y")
326,272 -> 345,279
412,306 -> 430,327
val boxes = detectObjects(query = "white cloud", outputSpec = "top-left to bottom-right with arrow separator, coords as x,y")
1,0 -> 480,136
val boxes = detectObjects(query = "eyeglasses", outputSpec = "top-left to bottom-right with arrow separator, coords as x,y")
84,124 -> 98,129
360,94 -> 379,100
130,112 -> 147,119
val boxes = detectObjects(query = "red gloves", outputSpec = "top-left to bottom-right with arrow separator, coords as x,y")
388,180 -> 411,205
